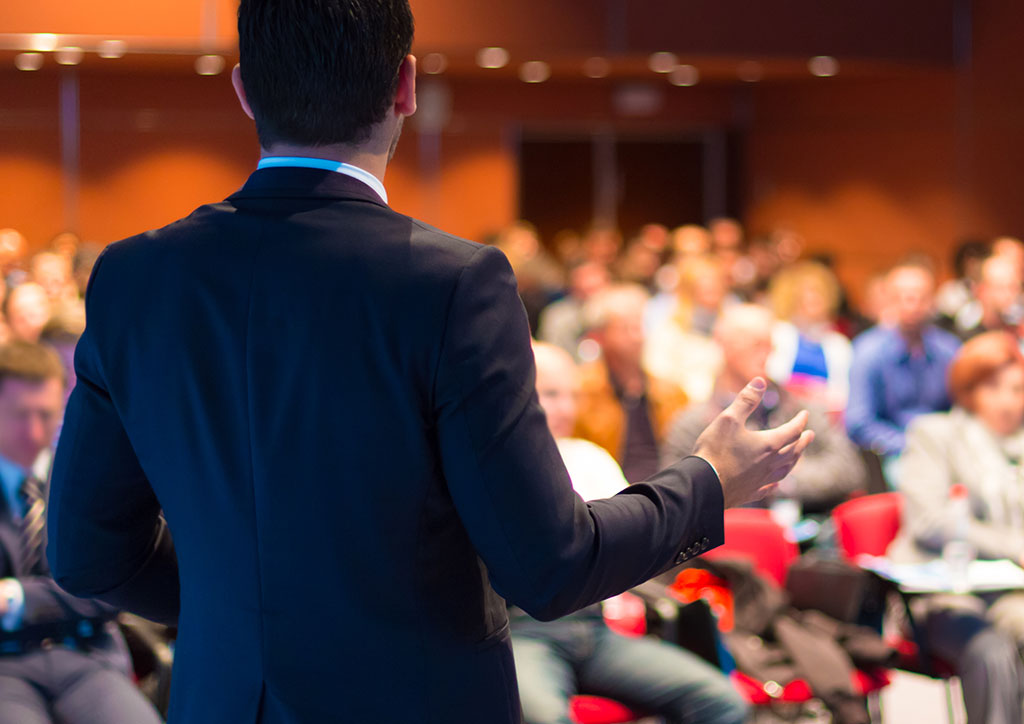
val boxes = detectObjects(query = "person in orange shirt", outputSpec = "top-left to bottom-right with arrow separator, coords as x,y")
575,284 -> 689,482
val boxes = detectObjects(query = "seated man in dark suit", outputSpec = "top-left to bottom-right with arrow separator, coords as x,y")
0,342 -> 161,724
511,343 -> 747,724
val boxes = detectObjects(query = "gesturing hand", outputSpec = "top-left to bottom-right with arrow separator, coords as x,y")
692,377 -> 814,508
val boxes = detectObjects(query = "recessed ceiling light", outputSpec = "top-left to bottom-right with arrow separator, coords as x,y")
519,61 -> 551,84
97,40 -> 127,59
737,61 -> 763,83
808,55 -> 839,77
28,34 -> 59,52
476,47 -> 510,69
55,47 -> 84,66
583,57 -> 610,79
668,64 -> 699,87
194,55 -> 226,76
648,51 -> 678,74
14,53 -> 44,72
421,52 -> 447,75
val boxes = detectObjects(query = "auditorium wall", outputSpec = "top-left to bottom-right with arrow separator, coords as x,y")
2,0 -> 1024,309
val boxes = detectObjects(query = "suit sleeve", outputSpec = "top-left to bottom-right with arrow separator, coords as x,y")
45,249 -> 180,625
433,245 -> 724,621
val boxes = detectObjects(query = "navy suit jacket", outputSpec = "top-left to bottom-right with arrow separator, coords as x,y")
46,167 -> 725,724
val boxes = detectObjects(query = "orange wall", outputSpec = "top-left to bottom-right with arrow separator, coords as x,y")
4,0 -> 1024,310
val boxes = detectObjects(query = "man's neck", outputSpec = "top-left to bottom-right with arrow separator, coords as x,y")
260,143 -> 387,185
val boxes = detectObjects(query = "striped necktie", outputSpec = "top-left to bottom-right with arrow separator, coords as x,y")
19,475 -> 45,574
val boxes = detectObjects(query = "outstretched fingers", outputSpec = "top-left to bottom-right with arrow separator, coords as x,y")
761,410 -> 809,451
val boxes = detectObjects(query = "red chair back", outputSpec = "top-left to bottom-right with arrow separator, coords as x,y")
704,509 -> 798,587
832,493 -> 903,561
569,696 -> 644,724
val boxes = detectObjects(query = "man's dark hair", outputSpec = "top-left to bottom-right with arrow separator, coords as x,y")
238,0 -> 414,148
0,342 -> 67,391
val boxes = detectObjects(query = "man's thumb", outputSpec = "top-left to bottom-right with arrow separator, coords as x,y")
724,377 -> 767,423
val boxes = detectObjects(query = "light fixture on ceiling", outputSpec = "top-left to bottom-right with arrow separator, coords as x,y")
808,55 -> 839,77
519,61 -> 551,84
28,33 -> 59,53
421,52 -> 448,75
14,53 -> 44,71
97,40 -> 127,59
476,47 -> 510,69
55,47 -> 84,66
195,55 -> 226,76
737,61 -> 763,83
668,64 -> 699,87
648,51 -> 678,74
583,57 -> 610,79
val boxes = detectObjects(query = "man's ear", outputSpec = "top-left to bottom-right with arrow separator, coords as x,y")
231,65 -> 256,121
394,54 -> 417,117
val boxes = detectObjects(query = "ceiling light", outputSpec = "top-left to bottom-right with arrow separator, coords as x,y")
519,61 -> 551,83
648,51 -> 678,74
737,61 -> 763,83
421,52 -> 447,75
28,33 -> 59,52
97,40 -> 127,59
668,64 -> 699,87
808,55 -> 839,77
14,53 -> 44,72
476,47 -> 510,69
55,47 -> 84,66
583,57 -> 610,79
194,54 -> 225,76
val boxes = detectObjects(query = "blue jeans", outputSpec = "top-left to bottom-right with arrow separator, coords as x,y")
511,616 -> 747,724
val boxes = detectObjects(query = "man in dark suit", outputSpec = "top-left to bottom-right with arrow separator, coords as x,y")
0,342 -> 160,723
46,2 -> 812,723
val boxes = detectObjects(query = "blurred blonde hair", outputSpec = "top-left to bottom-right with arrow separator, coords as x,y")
769,261 -> 840,322
671,254 -> 725,329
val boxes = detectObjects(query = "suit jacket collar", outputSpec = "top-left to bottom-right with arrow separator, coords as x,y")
228,167 -> 389,209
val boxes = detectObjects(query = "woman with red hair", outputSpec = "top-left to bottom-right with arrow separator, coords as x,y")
890,331 -> 1024,724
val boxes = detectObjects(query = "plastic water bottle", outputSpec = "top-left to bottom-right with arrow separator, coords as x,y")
943,484 -> 975,594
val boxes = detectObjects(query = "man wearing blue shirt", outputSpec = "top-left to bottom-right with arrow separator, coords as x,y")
0,341 -> 159,724
846,262 -> 961,466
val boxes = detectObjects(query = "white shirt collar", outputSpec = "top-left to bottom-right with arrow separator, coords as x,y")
256,156 -> 388,204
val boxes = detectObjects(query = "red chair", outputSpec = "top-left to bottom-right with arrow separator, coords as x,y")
833,492 -> 903,561
831,492 -> 960,722
705,509 -> 890,716
704,508 -> 799,587
569,696 -> 645,724
565,593 -> 648,724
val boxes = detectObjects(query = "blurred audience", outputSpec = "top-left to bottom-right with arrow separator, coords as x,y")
510,342 -> 748,724
946,253 -> 1023,341
645,255 -> 730,402
936,239 -> 991,325
537,261 -> 610,361
889,332 -> 1024,724
495,221 -> 564,332
574,284 -> 689,482
663,305 -> 865,514
5,284 -> 51,345
0,342 -> 162,723
846,261 -> 961,467
766,261 -> 852,414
